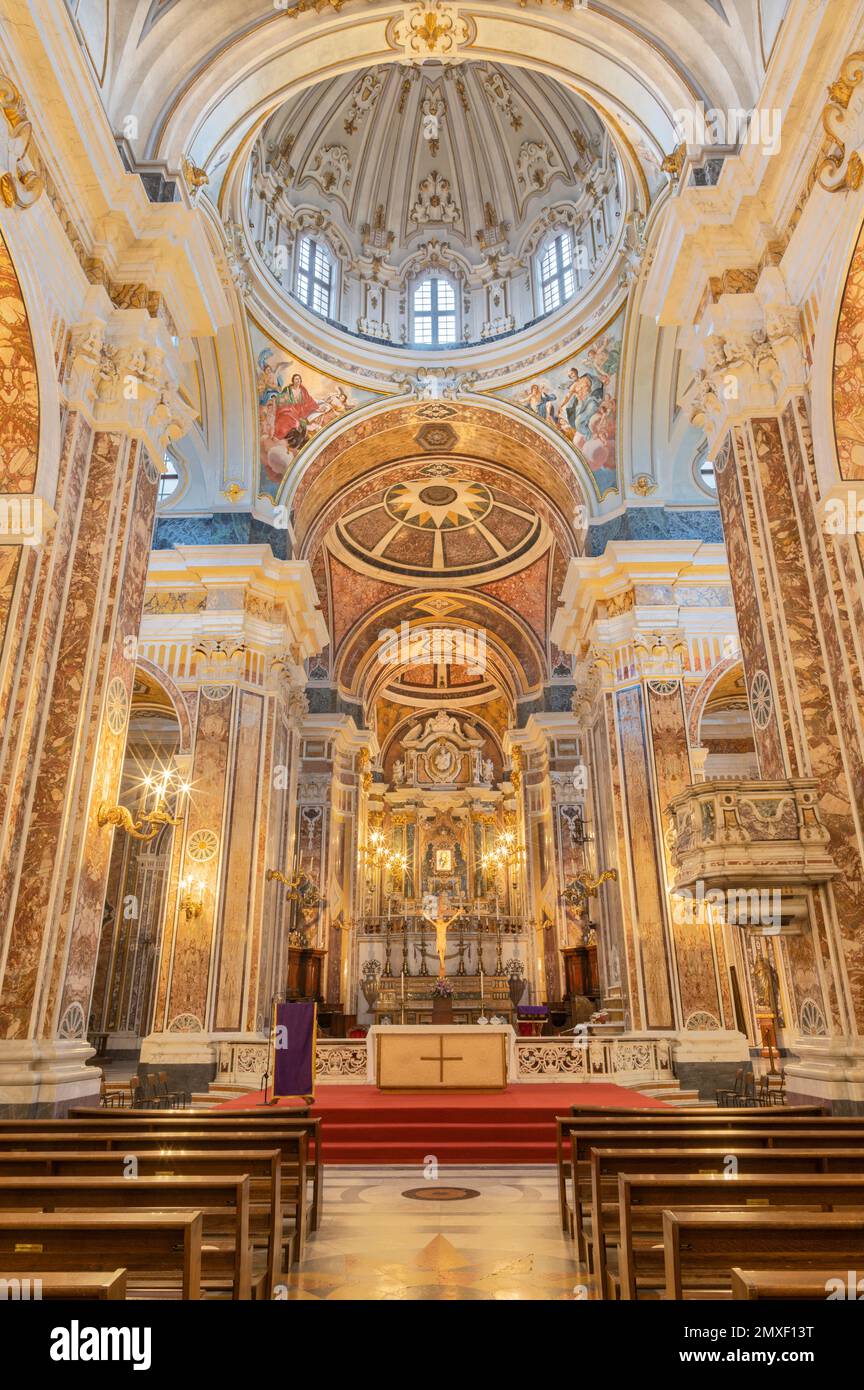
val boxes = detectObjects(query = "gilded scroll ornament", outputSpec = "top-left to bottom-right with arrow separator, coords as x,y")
0,76 -> 44,209
817,51 -> 864,192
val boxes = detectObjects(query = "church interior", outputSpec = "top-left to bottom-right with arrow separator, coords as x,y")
3,0 -> 864,1320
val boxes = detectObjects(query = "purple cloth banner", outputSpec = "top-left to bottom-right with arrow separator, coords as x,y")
272,1002 -> 316,1098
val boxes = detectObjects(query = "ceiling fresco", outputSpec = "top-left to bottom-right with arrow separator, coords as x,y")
331,470 -> 548,582
488,306 -> 624,499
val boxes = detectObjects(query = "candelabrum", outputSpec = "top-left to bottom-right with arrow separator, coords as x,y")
97,766 -> 191,843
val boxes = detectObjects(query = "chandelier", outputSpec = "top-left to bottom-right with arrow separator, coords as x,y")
363,827 -> 408,880
481,827 -> 519,874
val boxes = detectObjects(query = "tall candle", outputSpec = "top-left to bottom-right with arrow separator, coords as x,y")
401,970 -> 405,999
479,965 -> 484,1004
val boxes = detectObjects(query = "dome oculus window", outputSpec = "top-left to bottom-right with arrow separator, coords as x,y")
297,235 -> 333,317
412,276 -> 457,346
539,232 -> 576,314
158,452 -> 181,505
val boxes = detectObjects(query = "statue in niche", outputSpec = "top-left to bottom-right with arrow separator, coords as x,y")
393,758 -> 405,786
482,757 -> 494,784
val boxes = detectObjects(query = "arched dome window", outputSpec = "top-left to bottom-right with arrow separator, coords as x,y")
158,450 -> 182,507
538,230 -> 577,314
296,234 -> 335,317
412,275 -> 458,346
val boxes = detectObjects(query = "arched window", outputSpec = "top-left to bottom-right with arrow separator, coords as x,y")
538,231 -> 576,314
694,447 -> 717,495
296,235 -> 334,317
158,450 -> 182,506
412,276 -> 457,346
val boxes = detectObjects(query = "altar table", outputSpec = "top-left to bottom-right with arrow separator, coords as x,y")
367,1024 -> 516,1090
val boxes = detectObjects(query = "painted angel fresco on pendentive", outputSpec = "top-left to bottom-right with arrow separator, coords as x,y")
253,325 -> 381,501
490,309 -> 623,499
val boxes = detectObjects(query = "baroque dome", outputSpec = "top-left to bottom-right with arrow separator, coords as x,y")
246,60 -> 624,349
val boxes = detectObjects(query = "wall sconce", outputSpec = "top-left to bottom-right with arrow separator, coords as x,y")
265,868 -> 322,907
179,877 -> 205,921
98,767 -> 191,843
560,868 -> 618,906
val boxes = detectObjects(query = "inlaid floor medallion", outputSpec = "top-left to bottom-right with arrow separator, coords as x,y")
401,1186 -> 481,1201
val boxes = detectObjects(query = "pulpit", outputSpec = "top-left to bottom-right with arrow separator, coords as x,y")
286,946 -> 326,1002
561,944 -> 599,1001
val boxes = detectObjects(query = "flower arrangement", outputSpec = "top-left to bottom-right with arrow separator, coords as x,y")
433,978 -> 454,998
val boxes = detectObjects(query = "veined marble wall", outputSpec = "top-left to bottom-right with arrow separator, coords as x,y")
716,405 -> 864,1037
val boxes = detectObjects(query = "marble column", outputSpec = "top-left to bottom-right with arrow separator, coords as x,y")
552,544 -> 752,1093
0,297 -> 189,1114
684,274 -> 864,1108
139,549 -> 328,1091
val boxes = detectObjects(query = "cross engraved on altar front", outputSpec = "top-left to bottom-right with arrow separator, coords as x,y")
419,1035 -> 464,1083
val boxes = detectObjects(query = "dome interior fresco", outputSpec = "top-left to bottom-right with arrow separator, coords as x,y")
247,60 -> 624,346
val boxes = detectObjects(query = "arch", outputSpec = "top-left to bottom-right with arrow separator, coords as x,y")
133,657 -> 194,755
827,195 -> 864,494
276,395 -> 591,535
0,213 -> 57,506
112,3 -> 718,181
686,652 -> 745,747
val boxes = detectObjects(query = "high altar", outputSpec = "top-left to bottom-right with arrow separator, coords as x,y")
369,1025 -> 515,1090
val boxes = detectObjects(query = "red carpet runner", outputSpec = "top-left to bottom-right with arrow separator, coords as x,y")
218,1083 -> 669,1164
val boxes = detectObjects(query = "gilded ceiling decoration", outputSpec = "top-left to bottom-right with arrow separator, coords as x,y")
293,401 -> 584,555
257,61 -> 612,262
331,471 -> 545,581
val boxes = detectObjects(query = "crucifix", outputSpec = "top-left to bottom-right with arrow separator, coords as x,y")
419,1034 -> 464,1084
422,904 -> 464,977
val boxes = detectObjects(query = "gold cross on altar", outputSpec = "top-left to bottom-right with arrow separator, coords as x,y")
419,1035 -> 464,1083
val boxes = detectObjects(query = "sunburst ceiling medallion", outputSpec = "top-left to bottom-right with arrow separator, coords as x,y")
330,471 -> 548,583
385,477 -> 492,531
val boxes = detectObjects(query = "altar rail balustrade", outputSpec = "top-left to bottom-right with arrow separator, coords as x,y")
215,1034 -> 673,1086
666,777 -> 839,897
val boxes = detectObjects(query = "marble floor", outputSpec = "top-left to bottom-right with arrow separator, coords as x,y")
281,1165 -> 585,1300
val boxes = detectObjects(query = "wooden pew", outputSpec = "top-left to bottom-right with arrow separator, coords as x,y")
0,1211 -> 202,1299
616,1173 -> 864,1300
587,1146 -> 864,1297
0,1150 -> 286,1277
59,1112 -> 322,1234
663,1209 -> 864,1300
733,1273 -> 861,1301
565,1122 -> 864,1250
0,1175 -> 255,1299
731,1267 -> 854,1300
0,1130 -> 309,1265
555,1107 -> 835,1234
0,1270 -> 127,1299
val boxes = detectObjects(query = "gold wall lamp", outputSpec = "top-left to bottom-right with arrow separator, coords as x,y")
98,767 -> 191,843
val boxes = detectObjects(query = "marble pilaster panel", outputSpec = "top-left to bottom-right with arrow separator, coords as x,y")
614,686 -> 675,1029
213,688 -> 266,1032
161,688 -> 233,1029
51,440 -> 159,1034
0,424 -> 121,1038
714,432 -> 788,778
600,694 -> 642,1028
647,682 -> 725,1028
